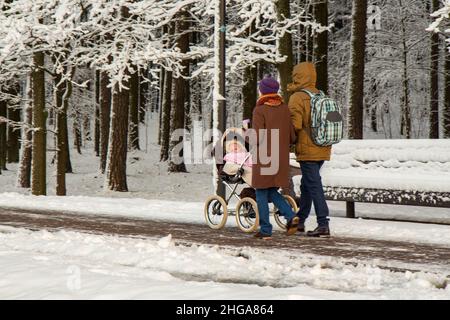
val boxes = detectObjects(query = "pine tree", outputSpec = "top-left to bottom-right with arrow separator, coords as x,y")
429,0 -> 440,138
444,47 -> 450,138
348,0 -> 368,139
31,50 -> 47,196
99,70 -> 111,173
168,14 -> 189,173
128,67 -> 140,150
6,83 -> 20,163
94,70 -> 100,157
17,75 -> 33,188
0,97 -> 6,173
399,3 -> 411,138
160,25 -> 174,161
275,0 -> 294,102
241,24 -> 257,121
314,0 -> 329,93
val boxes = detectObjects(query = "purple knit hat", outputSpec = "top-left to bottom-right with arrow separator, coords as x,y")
259,76 -> 280,95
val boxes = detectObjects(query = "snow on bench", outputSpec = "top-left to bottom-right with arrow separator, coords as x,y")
290,140 -> 450,217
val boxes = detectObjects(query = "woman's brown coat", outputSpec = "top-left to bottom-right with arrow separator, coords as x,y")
251,95 -> 296,189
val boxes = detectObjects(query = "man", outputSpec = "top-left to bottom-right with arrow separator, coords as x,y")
288,62 -> 331,238
251,76 -> 298,240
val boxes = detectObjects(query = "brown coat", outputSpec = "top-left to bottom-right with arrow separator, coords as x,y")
251,95 -> 296,189
288,62 -> 332,161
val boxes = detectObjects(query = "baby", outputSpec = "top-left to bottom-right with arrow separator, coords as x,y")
222,126 -> 253,185
224,140 -> 253,167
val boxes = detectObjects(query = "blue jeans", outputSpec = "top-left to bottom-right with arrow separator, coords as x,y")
297,161 -> 329,227
255,187 -> 296,235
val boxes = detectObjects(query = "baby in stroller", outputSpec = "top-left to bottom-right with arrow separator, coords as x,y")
222,127 -> 253,186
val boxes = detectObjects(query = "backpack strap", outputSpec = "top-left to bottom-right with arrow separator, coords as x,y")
300,89 -> 314,98
300,89 -> 325,98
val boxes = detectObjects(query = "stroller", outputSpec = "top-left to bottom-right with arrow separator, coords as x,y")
204,127 -> 298,233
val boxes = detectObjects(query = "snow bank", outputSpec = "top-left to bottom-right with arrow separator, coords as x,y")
0,227 -> 448,299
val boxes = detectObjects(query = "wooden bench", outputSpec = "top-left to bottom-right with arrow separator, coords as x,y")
289,140 -> 450,218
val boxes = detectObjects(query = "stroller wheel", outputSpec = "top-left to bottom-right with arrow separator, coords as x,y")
204,195 -> 228,229
274,195 -> 299,230
235,197 -> 259,233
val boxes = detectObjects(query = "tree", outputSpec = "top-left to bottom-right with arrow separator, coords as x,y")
99,70 -> 111,173
429,0 -> 440,139
17,76 -> 33,188
399,2 -> 411,139
347,0 -> 368,139
31,50 -> 47,196
0,95 -> 6,173
444,46 -> 450,138
6,82 -> 20,163
168,14 -> 190,173
241,24 -> 257,121
94,70 -> 100,157
160,25 -> 174,162
55,70 -> 73,196
105,6 -> 131,192
275,0 -> 294,102
128,66 -> 140,150
314,0 -> 329,93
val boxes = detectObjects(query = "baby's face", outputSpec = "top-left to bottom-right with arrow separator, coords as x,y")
230,142 -> 242,152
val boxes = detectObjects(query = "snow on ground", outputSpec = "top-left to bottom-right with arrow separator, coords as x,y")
1,117 -> 450,299
0,226 -> 449,300
1,192 -> 450,248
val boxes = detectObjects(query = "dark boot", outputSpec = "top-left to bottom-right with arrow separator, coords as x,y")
306,226 -> 330,238
297,223 -> 305,233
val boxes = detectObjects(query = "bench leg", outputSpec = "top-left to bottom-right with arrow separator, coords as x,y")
346,201 -> 356,218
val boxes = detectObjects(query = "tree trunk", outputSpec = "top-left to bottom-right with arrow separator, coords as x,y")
99,70 -> 111,173
275,0 -> 294,103
314,0 -> 328,93
31,51 -> 47,196
106,79 -> 130,191
348,0 -> 368,139
55,73 -> 72,196
6,83 -> 21,163
17,75 -> 33,187
168,16 -> 189,173
94,70 -> 100,157
242,64 -> 258,121
184,63 -> 191,131
158,67 -> 165,145
129,67 -> 140,150
73,113 -> 82,154
444,45 -> 450,138
160,70 -> 173,161
83,114 -> 91,142
139,70 -> 148,124
429,0 -> 440,139
105,6 -> 130,192
242,23 -> 258,121
400,11 -> 411,139
0,98 -> 6,173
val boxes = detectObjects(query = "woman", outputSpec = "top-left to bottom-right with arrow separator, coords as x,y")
251,76 -> 299,240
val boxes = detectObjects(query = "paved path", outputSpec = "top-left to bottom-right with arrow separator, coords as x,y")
0,207 -> 449,274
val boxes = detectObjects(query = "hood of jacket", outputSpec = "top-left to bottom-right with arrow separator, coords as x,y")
287,62 -> 317,93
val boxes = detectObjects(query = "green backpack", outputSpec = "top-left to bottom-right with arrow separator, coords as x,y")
301,89 -> 344,147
